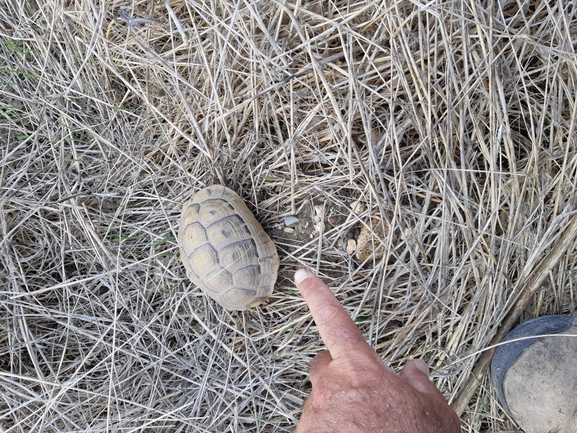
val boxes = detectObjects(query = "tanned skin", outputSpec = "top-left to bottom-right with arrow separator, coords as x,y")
293,269 -> 461,433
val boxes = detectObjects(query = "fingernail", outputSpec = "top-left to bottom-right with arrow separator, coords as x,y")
414,359 -> 430,375
294,268 -> 314,285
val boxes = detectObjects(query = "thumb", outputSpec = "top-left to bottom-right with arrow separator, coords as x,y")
399,359 -> 445,398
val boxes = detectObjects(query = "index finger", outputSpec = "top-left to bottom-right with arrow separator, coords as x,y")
294,268 -> 377,362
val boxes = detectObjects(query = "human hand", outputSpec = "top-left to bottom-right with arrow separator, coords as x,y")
294,269 -> 460,433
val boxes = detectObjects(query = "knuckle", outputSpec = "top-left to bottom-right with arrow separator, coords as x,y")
308,382 -> 331,412
314,303 -> 341,326
322,315 -> 363,351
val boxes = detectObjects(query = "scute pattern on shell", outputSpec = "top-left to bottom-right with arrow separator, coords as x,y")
178,185 -> 279,310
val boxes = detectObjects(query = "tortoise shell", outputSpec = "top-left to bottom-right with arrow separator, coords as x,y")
178,185 -> 279,310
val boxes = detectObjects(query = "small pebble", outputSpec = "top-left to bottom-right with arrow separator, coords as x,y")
284,215 -> 300,227
346,239 -> 357,255
351,200 -> 364,214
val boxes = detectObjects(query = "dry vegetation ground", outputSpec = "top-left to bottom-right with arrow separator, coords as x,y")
1,0 -> 577,432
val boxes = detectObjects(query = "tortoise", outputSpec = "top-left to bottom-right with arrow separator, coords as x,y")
178,185 -> 279,310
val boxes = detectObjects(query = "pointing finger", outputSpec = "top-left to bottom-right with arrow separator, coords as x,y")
294,269 -> 378,363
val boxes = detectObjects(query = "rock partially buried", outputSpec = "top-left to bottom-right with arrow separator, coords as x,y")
178,185 -> 279,310
353,214 -> 392,261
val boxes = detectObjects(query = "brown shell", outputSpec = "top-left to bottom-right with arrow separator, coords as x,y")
178,185 -> 279,310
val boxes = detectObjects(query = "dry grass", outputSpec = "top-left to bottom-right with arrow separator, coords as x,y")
1,0 -> 577,431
